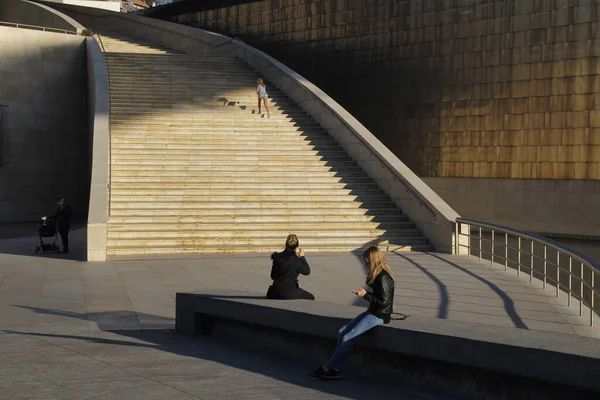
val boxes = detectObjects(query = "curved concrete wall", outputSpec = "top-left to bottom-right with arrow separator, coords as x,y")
0,0 -> 84,32
85,36 -> 109,262
47,3 -> 466,257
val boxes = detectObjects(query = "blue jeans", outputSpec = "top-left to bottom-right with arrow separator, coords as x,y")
324,311 -> 384,369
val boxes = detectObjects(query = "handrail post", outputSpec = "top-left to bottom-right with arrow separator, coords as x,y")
478,226 -> 482,261
491,229 -> 495,266
556,251 -> 560,298
454,221 -> 459,254
517,237 -> 521,276
504,232 -> 508,271
543,245 -> 547,290
530,240 -> 533,282
568,257 -> 572,307
580,262 -> 584,317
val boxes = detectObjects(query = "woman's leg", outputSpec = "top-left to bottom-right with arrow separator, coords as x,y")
264,98 -> 271,117
257,96 -> 261,114
282,287 -> 315,300
323,312 -> 384,370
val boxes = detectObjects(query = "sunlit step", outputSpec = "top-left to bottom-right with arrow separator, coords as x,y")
106,236 -> 429,248
107,243 -> 431,256
108,214 -> 408,224
108,207 -> 404,217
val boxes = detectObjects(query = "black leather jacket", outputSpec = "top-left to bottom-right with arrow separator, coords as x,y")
363,270 -> 394,323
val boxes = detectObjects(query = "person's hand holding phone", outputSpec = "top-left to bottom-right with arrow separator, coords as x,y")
352,288 -> 367,297
295,248 -> 304,257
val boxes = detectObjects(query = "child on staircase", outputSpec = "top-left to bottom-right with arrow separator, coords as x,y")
256,78 -> 271,118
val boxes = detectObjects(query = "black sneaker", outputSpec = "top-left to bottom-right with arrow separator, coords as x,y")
309,367 -> 343,380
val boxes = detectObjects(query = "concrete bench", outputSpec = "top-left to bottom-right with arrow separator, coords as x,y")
176,290 -> 600,399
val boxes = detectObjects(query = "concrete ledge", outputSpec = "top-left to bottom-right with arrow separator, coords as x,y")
85,36 -> 109,261
0,0 -> 84,33
176,290 -> 600,399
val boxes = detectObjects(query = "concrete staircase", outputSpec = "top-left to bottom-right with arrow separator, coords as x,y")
100,33 -> 432,256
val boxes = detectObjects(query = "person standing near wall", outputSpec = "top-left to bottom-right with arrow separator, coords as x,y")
42,197 -> 73,254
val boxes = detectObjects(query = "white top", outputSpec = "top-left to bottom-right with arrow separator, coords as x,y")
257,84 -> 267,95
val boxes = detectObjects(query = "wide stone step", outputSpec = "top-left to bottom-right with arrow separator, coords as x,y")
110,137 -> 335,145
106,236 -> 429,248
110,167 -> 365,176
110,150 -> 349,159
109,200 -> 393,210
109,104 -> 296,113
106,243 -> 431,256
110,174 -> 370,182
110,127 -> 324,134
110,116 -> 310,124
110,181 -> 377,189
110,187 -> 384,197
110,175 -> 373,184
108,70 -> 253,77
110,140 -> 339,149
108,91 -> 290,100
108,207 -> 404,217
109,160 -> 357,169
109,194 -> 391,203
108,213 -> 408,224
107,225 -> 421,237
105,54 -> 240,62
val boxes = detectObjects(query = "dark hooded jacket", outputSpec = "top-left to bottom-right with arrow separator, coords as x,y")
269,249 -> 310,294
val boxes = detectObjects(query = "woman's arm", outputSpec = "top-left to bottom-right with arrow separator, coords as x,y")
363,275 -> 393,308
296,257 -> 310,276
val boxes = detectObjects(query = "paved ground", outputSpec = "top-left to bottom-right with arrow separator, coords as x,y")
0,227 -> 596,337
0,330 -> 452,400
0,226 -> 599,399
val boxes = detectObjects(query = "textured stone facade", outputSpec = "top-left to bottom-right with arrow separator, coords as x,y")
0,27 -> 89,222
170,0 -> 600,179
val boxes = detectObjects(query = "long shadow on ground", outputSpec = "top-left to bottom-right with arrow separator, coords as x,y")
2,306 -> 454,400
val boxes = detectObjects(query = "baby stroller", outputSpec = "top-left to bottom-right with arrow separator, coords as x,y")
35,220 -> 59,254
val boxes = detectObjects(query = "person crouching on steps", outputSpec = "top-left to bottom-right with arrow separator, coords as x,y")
256,78 -> 271,118
309,246 -> 395,380
266,234 -> 315,300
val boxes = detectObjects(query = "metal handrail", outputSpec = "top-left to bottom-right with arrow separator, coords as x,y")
95,33 -> 113,216
456,217 -> 600,326
0,20 -> 77,35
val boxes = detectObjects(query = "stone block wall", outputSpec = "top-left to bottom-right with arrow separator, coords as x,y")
169,0 -> 600,180
0,27 -> 89,222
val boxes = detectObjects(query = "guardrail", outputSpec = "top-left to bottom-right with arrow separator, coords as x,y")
0,102 -> 7,165
95,33 -> 112,216
455,217 -> 600,326
0,20 -> 77,35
